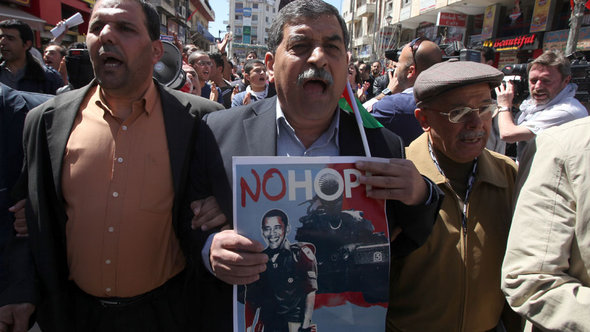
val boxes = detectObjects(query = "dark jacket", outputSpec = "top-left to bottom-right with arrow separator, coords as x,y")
0,52 -> 63,95
0,83 -> 52,296
194,96 -> 443,331
0,80 -> 225,332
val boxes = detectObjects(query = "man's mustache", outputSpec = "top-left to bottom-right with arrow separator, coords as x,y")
98,44 -> 123,59
296,67 -> 334,86
458,131 -> 486,140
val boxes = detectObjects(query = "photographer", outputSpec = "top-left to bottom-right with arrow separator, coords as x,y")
496,50 -> 587,184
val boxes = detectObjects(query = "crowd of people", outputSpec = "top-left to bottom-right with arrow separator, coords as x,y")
0,0 -> 588,331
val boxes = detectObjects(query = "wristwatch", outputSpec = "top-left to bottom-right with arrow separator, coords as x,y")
382,88 -> 392,96
498,106 -> 511,112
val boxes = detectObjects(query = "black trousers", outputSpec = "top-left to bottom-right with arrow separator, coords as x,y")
71,271 -> 192,332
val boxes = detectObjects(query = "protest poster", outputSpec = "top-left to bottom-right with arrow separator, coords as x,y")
232,156 -> 390,332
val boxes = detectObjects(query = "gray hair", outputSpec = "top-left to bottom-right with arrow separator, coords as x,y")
267,0 -> 348,54
527,50 -> 571,78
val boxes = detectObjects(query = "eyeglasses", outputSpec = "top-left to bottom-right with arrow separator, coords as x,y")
434,103 -> 499,123
409,36 -> 427,71
192,60 -> 212,67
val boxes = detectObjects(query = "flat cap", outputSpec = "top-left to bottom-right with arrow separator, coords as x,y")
414,60 -> 504,103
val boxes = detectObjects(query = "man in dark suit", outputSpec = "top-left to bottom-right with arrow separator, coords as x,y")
0,1 -> 225,331
193,1 -> 442,328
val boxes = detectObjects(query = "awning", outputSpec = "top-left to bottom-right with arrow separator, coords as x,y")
0,4 -> 46,31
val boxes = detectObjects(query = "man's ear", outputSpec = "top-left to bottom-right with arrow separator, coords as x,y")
151,39 -> 164,65
415,108 -> 431,132
24,40 -> 32,51
265,52 -> 275,83
407,64 -> 417,80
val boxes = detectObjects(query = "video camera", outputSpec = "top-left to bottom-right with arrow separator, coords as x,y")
500,52 -> 590,106
65,48 -> 94,89
568,52 -> 590,103
500,63 -> 529,106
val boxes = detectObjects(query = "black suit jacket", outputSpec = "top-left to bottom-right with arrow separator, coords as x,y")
0,80 -> 224,331
195,96 -> 442,330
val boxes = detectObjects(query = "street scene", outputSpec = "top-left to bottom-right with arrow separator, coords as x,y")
0,0 -> 589,331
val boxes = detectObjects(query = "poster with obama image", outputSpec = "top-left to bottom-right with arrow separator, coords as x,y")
232,156 -> 390,332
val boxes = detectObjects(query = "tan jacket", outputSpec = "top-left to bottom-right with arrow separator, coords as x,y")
387,133 -> 518,332
502,117 -> 590,332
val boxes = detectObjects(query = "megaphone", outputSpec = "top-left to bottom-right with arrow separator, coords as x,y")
153,41 -> 186,90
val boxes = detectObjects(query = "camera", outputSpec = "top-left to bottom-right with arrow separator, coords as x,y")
568,53 -> 590,103
501,63 -> 529,106
65,49 -> 94,89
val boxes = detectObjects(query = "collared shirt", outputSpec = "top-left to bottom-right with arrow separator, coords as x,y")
0,62 -> 24,89
275,101 -> 340,157
202,101 -> 340,272
62,83 -> 185,298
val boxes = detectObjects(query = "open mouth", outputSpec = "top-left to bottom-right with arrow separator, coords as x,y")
303,79 -> 328,94
99,51 -> 124,69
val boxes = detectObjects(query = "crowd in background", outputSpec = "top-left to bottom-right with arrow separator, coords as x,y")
1,0 -> 589,331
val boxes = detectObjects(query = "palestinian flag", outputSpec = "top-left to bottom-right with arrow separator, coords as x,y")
339,88 -> 383,129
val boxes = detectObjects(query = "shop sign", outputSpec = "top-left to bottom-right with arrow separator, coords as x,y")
483,34 -> 537,51
543,27 -> 590,51
437,12 -> 467,27
82,0 -> 95,6
420,0 -> 436,13
167,20 -> 178,36
400,6 -> 411,21
4,0 -> 30,6
481,5 -> 498,40
243,8 -> 252,17
530,0 -> 552,32
160,34 -> 174,43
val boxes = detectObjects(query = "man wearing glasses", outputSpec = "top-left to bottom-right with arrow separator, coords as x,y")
387,60 -> 521,331
188,51 -> 223,103
370,37 -> 442,146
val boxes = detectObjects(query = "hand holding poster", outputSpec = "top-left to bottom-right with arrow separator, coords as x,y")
233,156 -> 390,332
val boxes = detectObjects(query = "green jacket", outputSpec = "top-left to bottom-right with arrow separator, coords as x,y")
387,133 -> 518,332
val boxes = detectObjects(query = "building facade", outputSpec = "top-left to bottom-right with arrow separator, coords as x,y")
343,0 -> 590,69
0,0 -> 217,51
228,0 -> 279,60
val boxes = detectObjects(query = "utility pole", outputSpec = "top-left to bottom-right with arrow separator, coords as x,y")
565,0 -> 586,55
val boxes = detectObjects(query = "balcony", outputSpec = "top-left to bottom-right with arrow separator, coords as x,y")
353,35 -> 374,48
356,3 -> 376,18
343,11 -> 361,23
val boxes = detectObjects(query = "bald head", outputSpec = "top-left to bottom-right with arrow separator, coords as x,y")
403,40 -> 441,74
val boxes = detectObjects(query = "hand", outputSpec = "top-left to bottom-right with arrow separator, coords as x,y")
231,85 -> 240,100
210,230 -> 268,285
217,33 -> 232,53
0,303 -> 35,332
209,81 -> 219,101
191,196 -> 227,231
172,32 -> 183,54
50,20 -> 67,43
8,199 -> 27,237
242,92 -> 251,105
386,69 -> 403,95
495,81 -> 515,109
356,159 -> 428,206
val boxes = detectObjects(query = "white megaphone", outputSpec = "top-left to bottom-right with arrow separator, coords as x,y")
153,41 -> 186,90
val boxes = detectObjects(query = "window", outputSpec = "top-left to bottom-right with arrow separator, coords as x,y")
252,14 -> 258,21
253,4 -> 258,9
